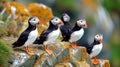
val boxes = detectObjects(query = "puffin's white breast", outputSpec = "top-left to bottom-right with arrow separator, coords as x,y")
24,28 -> 38,46
69,28 -> 84,42
90,43 -> 103,58
44,28 -> 60,45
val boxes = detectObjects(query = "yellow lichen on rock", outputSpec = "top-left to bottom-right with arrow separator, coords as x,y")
3,2 -> 30,22
36,24 -> 48,36
27,3 -> 53,26
55,62 -> 73,67
102,60 -> 110,67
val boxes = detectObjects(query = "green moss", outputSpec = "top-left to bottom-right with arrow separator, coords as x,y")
102,0 -> 120,13
56,0 -> 77,11
0,41 -> 11,67
110,41 -> 120,67
0,24 -> 7,36
86,16 -> 95,25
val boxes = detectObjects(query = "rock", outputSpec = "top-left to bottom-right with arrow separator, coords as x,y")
27,3 -> 53,26
9,42 -> 110,67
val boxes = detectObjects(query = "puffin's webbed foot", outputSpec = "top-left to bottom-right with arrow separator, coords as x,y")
93,56 -> 99,65
45,45 -> 53,55
25,46 -> 34,55
72,42 -> 79,49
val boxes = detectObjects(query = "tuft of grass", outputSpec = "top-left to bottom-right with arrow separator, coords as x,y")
0,41 -> 11,67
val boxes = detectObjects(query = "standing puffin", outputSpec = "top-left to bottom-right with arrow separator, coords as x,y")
34,17 -> 64,55
86,34 -> 103,65
12,17 -> 41,55
62,19 -> 88,48
60,13 -> 72,41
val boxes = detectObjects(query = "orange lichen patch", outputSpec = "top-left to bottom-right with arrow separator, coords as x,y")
61,42 -> 70,49
3,2 -> 30,21
83,0 -> 97,11
80,48 -> 87,60
37,25 -> 47,36
33,53 -> 46,67
77,61 -> 90,67
62,51 -> 70,62
55,63 -> 71,67
27,3 -> 53,26
102,60 -> 110,67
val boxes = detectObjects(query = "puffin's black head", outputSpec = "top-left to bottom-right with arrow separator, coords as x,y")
62,13 -> 70,22
76,19 -> 88,28
50,17 -> 64,26
94,34 -> 103,43
28,17 -> 40,26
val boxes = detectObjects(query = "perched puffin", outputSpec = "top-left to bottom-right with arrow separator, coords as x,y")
86,34 -> 103,65
34,17 -> 64,55
60,13 -> 72,41
12,17 -> 41,55
62,19 -> 88,48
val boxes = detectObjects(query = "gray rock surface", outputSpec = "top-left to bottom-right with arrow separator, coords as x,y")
9,42 -> 110,67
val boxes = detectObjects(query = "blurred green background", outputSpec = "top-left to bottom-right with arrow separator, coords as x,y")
0,0 -> 120,67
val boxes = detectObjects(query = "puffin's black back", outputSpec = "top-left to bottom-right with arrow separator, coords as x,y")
12,17 -> 36,48
86,39 -> 101,54
34,21 -> 58,44
61,22 -> 82,41
60,16 -> 72,41
71,23 -> 82,32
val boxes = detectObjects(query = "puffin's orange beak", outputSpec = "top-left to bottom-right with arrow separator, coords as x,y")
83,23 -> 88,28
60,21 -> 64,25
38,20 -> 43,25
100,37 -> 103,43
38,21 -> 40,24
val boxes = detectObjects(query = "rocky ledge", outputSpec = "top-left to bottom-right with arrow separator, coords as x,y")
9,42 -> 110,67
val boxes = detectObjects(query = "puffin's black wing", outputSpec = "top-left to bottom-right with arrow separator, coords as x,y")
34,29 -> 52,44
60,24 -> 72,41
86,44 -> 94,54
12,31 -> 29,48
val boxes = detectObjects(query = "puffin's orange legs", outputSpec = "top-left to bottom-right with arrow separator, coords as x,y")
25,46 -> 34,55
93,56 -> 99,65
72,42 -> 79,49
45,45 -> 53,55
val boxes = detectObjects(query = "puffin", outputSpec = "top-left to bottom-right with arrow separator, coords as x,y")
62,19 -> 88,48
86,34 -> 103,65
60,13 -> 72,41
12,17 -> 41,55
34,17 -> 64,55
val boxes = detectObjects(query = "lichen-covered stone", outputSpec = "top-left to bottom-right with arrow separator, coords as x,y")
3,2 -> 30,21
27,3 -> 53,26
10,42 -> 110,67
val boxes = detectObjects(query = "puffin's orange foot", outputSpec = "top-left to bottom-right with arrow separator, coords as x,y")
72,44 -> 79,49
26,50 -> 34,55
93,58 -> 99,65
25,47 -> 34,55
45,49 -> 53,55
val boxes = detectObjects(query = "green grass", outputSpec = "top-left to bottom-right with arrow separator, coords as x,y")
56,0 -> 77,11
102,0 -> 120,13
110,40 -> 120,67
0,41 -> 11,67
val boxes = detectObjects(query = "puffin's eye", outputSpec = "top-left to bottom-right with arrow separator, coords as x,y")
33,19 -> 36,21
97,35 -> 99,38
56,19 -> 58,21
81,21 -> 83,23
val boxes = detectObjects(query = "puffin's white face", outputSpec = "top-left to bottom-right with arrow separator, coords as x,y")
77,19 -> 88,28
29,17 -> 40,26
63,13 -> 70,22
51,17 -> 64,25
95,34 -> 103,43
